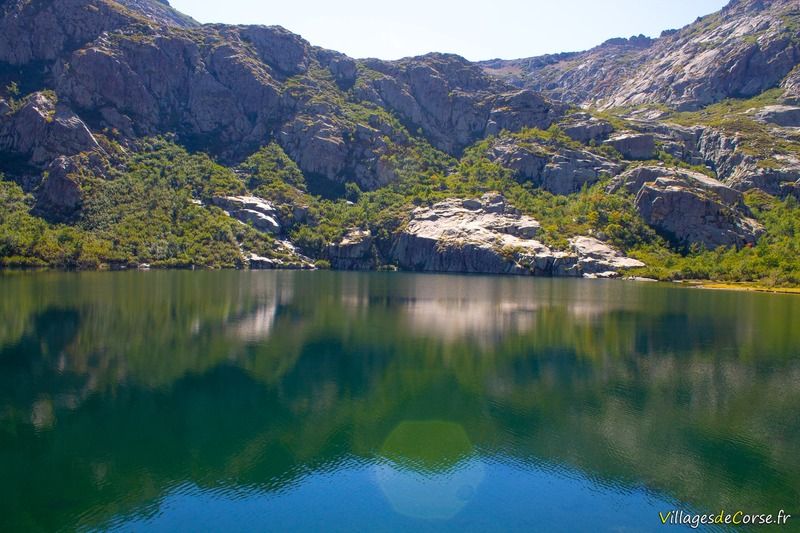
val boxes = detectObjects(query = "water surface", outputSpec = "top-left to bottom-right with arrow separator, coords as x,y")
1,271 -> 799,532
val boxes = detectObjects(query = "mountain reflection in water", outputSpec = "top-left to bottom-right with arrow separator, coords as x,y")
0,271 -> 798,532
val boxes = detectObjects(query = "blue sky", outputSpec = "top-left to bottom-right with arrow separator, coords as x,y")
169,0 -> 729,61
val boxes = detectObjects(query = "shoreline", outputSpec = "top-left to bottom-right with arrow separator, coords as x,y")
2,266 -> 800,293
681,281 -> 800,295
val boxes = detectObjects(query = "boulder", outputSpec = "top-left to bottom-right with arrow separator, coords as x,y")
212,196 -> 281,234
390,193 -> 642,277
248,253 -> 281,269
602,133 -> 656,160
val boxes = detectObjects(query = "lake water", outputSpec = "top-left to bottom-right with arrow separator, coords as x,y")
1,271 -> 798,532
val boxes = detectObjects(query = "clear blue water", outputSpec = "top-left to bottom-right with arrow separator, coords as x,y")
1,271 -> 798,532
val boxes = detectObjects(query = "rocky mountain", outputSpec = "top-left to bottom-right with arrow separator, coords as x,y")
0,0 -> 799,282
482,0 -> 800,111
0,0 -> 561,188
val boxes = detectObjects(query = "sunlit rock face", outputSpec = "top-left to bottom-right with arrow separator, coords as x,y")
211,196 -> 282,234
391,193 -> 643,277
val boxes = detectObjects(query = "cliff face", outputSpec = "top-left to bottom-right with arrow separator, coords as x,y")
0,0 -> 564,194
482,0 -> 800,111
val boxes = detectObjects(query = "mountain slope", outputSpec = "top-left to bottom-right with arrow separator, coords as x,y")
482,0 -> 800,111
1,0 -> 563,187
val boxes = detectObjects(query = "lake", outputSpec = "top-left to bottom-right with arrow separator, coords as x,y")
1,271 -> 798,532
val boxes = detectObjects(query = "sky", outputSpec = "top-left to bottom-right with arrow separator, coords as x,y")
168,0 -> 729,61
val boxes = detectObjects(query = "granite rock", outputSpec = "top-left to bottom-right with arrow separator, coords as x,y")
212,196 -> 282,234
391,193 -> 642,277
603,133 -> 656,161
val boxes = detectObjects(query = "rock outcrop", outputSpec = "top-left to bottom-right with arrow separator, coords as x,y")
560,113 -> 615,144
212,196 -> 281,234
783,66 -> 800,104
0,0 -> 136,65
570,236 -> 646,278
115,0 -> 200,28
31,156 -> 84,222
248,240 -> 315,269
0,0 -> 795,275
327,229 -> 376,270
0,92 -> 100,167
357,54 -> 565,154
753,105 -> 800,127
0,0 -> 567,196
613,166 -> 764,249
390,193 -> 643,277
488,137 -> 622,194
603,133 -> 656,161
481,36 -> 654,106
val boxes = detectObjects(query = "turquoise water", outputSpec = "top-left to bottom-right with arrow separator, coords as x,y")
1,271 -> 798,532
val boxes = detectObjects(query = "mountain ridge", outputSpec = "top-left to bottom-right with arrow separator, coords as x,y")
482,0 -> 800,110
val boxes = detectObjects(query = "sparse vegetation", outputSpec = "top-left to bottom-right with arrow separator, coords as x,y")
3,129 -> 800,286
